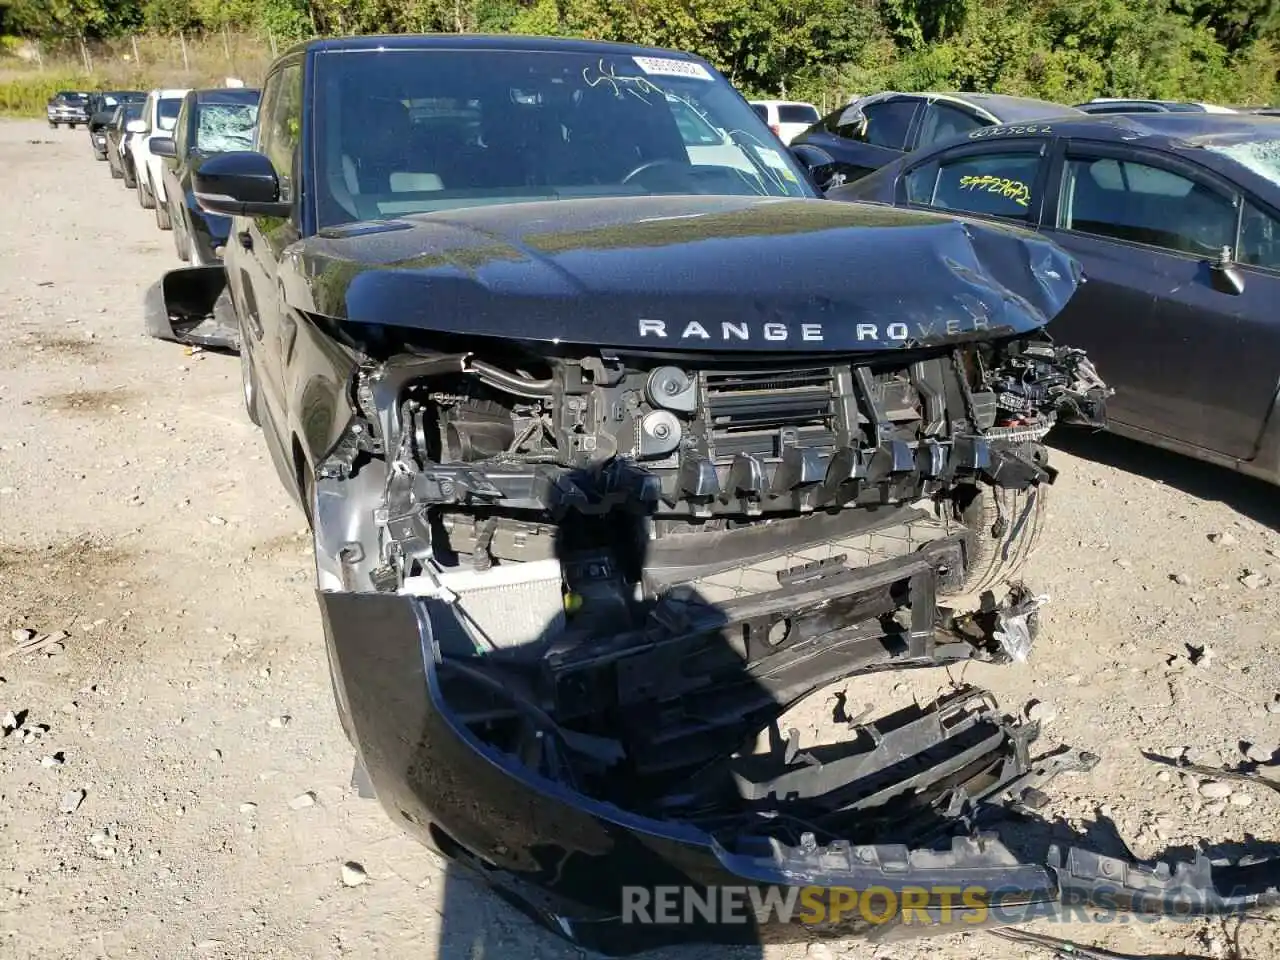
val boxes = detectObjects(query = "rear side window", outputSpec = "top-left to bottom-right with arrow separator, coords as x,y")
910,151 -> 1042,220
778,104 -> 818,124
751,104 -> 769,121
1062,155 -> 1237,255
836,99 -> 918,150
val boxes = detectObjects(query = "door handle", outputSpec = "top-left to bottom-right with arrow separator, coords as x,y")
238,230 -> 253,250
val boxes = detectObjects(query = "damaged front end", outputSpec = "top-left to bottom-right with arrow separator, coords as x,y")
287,202 -> 1278,949
311,317 -> 1273,953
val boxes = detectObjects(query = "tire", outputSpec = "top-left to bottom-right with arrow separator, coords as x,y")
948,481 -> 1048,598
240,342 -> 262,427
122,158 -> 136,188
155,190 -> 171,230
138,176 -> 154,209
109,156 -> 123,180
174,216 -> 188,260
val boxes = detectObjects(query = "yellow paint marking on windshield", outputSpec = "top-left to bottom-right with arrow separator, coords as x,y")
958,174 -> 1030,207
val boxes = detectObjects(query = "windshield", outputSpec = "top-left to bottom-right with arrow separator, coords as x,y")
157,97 -> 183,131
313,48 -> 813,227
195,102 -> 259,152
1204,137 -> 1280,187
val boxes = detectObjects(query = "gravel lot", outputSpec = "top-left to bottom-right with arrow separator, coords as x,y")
1,117 -> 1278,960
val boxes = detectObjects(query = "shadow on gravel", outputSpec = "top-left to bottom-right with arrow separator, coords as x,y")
435,866 -> 763,959
1050,428 -> 1280,531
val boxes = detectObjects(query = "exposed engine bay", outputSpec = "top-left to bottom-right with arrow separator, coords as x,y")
313,330 -> 1108,848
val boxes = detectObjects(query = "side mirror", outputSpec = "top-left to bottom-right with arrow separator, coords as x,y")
125,119 -> 147,134
1209,245 -> 1245,295
193,150 -> 291,218
150,137 -> 176,158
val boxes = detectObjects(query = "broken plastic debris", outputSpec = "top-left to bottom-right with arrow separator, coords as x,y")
993,592 -> 1049,663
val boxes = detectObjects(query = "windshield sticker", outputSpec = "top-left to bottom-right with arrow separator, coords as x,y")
632,56 -> 713,81
958,174 -> 1031,207
969,123 -> 1052,140
754,146 -> 800,182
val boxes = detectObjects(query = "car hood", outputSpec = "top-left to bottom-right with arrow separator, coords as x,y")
291,195 -> 1081,353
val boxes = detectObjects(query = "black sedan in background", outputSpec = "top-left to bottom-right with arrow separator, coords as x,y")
150,87 -> 260,262
87,91 -> 145,160
46,90 -> 88,128
789,91 -> 1081,189
828,112 -> 1280,484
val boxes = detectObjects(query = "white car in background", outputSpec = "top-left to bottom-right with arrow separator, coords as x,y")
127,88 -> 190,213
748,100 -> 821,144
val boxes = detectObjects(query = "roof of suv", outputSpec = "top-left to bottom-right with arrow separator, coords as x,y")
952,110 -> 1280,145
281,32 -> 712,62
191,88 -> 261,104
750,99 -> 818,108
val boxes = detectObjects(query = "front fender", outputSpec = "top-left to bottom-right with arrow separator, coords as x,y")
282,310 -> 360,477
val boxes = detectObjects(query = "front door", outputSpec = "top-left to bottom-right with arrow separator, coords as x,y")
235,60 -> 305,449
1044,144 -> 1279,460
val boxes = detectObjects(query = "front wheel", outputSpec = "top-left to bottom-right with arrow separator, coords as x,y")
138,175 -> 154,208
945,481 -> 1048,598
155,191 -> 171,230
48,120 -> 57,129
122,158 -> 136,188
239,339 -> 261,427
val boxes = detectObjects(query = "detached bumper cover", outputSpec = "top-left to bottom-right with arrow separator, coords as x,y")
319,589 -> 1280,953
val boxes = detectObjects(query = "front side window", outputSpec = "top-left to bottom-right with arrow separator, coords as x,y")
1061,154 -> 1236,255
173,100 -> 190,156
1239,201 -> 1280,269
909,151 -> 1042,220
311,49 -> 814,227
260,64 -> 303,199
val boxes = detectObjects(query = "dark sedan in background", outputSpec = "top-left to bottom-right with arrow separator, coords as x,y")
46,91 -> 89,128
827,112 -> 1280,484
789,90 -> 1082,189
87,91 -> 145,160
150,87 -> 260,259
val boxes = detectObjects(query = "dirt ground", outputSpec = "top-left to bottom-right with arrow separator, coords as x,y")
1,117 -> 1278,960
